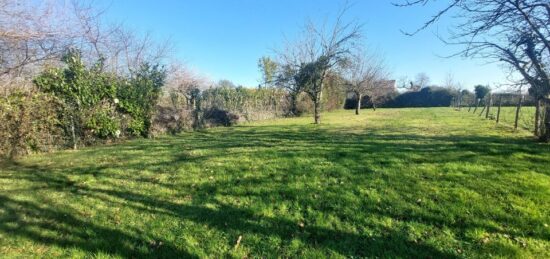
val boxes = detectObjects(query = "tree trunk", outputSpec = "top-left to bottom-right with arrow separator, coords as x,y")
355,93 -> 361,115
314,91 -> 322,124
372,103 -> 377,111
496,96 -> 502,123
514,95 -> 524,130
290,93 -> 298,116
535,98 -> 542,136
70,115 -> 77,150
541,97 -> 550,142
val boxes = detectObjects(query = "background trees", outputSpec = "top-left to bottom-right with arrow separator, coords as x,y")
342,51 -> 388,115
474,85 -> 491,103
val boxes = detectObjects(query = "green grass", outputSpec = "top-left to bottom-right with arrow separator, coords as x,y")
1,108 -> 549,258
467,106 -> 536,133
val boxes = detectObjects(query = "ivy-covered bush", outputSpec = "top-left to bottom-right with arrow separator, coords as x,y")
0,90 -> 61,159
33,50 -> 120,148
116,63 -> 166,137
32,49 -> 166,149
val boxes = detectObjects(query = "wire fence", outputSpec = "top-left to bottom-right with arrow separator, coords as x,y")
461,94 -> 543,135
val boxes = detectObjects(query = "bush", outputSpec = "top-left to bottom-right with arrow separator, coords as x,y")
202,108 -> 240,127
117,63 -> 166,137
387,87 -> 454,107
151,106 -> 194,135
0,90 -> 61,159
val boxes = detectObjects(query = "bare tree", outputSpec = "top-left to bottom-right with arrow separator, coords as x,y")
287,8 -> 362,124
396,0 -> 550,141
165,62 -> 209,110
414,72 -> 430,90
0,0 -> 77,86
0,0 -> 172,93
342,50 -> 388,115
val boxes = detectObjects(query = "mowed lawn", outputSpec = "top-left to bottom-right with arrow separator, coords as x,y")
1,108 -> 549,258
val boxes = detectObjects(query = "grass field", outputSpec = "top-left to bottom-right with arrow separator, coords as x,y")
1,108 -> 549,258
466,106 -> 537,133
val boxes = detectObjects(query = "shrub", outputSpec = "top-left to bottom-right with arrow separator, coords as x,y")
117,63 -> 166,137
0,90 -> 61,159
33,50 -> 119,148
202,108 -> 240,127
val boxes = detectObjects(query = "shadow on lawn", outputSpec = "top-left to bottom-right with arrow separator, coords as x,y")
1,124 -> 549,257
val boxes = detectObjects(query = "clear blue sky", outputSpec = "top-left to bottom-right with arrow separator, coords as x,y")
97,0 -> 508,90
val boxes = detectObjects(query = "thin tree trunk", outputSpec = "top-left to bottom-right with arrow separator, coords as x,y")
314,90 -> 322,124
496,96 -> 502,123
535,98 -> 541,136
290,93 -> 298,116
372,103 -> 377,111
514,95 -> 524,130
70,115 -> 77,150
485,94 -> 492,119
355,93 -> 361,115
541,97 -> 550,142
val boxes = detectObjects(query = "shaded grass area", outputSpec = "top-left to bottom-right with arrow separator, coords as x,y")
1,108 -> 549,258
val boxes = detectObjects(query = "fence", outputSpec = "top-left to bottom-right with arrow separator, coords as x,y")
461,94 -> 543,135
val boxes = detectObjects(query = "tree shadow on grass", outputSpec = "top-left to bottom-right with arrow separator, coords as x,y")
0,193 -> 196,258
0,124 -> 549,257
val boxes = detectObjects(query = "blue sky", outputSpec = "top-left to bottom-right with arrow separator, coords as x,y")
97,0 -> 509,90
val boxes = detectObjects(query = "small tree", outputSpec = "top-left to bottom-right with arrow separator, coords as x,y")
474,85 -> 491,103
291,9 -> 361,124
342,51 -> 388,115
258,56 -> 277,88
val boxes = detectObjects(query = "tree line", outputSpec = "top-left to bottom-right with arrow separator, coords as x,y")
2,1 -> 548,159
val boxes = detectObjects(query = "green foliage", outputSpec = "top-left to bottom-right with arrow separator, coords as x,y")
34,50 -> 116,109
1,109 -> 548,257
474,85 -> 491,100
33,50 -> 120,145
258,56 -> 277,87
117,63 -> 166,137
85,107 -> 120,139
0,91 -> 61,158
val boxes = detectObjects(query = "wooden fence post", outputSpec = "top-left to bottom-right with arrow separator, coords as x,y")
479,104 -> 486,116
485,94 -> 492,119
514,95 -> 524,130
496,95 -> 502,123
473,98 -> 480,113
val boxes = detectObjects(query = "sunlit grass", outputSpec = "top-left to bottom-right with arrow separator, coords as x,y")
1,108 -> 549,258
466,105 -> 536,133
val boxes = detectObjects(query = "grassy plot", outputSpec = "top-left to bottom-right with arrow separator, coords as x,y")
1,108 -> 549,258
465,106 -> 536,133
